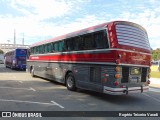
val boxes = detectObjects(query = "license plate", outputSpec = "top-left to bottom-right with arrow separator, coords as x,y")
130,76 -> 138,82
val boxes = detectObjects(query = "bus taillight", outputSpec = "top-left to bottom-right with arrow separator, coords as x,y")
148,74 -> 151,79
114,81 -> 119,86
148,68 -> 151,73
116,59 -> 120,64
147,80 -> 150,84
115,66 -> 120,72
115,74 -> 120,79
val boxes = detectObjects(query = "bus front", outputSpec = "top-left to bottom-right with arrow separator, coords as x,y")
104,21 -> 151,95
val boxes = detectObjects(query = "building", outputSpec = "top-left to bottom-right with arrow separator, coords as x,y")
0,43 -> 29,53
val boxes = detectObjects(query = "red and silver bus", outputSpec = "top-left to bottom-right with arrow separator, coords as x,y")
27,21 -> 151,95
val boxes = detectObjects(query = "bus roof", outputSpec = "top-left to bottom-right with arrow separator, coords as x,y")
5,48 -> 27,54
31,20 -> 147,47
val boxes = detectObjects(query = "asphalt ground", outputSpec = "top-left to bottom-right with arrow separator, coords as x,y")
0,64 -> 160,120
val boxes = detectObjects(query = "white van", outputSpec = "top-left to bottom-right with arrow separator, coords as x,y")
151,61 -> 160,72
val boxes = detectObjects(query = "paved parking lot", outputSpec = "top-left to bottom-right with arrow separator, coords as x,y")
0,64 -> 160,119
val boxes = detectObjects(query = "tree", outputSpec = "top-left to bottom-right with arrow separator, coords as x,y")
0,49 -> 4,54
152,48 -> 160,61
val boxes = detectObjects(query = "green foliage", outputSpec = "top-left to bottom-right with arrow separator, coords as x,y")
0,49 -> 4,54
151,71 -> 160,78
152,48 -> 160,61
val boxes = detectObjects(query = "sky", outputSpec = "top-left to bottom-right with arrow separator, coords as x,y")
0,0 -> 159,49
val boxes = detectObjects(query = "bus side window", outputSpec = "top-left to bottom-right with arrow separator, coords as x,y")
83,33 -> 94,50
52,41 -> 65,52
94,30 -> 108,49
59,41 -> 65,52
35,47 -> 38,54
33,47 -> 36,54
66,38 -> 74,51
43,44 -> 49,53
53,42 -> 59,52
44,43 -> 52,53
74,36 -> 83,51
39,45 -> 43,54
48,43 -> 52,53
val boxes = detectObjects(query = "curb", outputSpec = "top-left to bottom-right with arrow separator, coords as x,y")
150,78 -> 160,84
149,78 -> 160,89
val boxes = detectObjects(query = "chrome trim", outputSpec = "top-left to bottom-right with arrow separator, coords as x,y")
103,86 -> 149,95
27,60 -> 149,67
120,63 -> 149,67
27,60 -> 117,65
30,48 -> 151,57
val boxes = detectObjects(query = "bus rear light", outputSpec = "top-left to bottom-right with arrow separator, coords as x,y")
102,74 -> 109,77
114,81 -> 119,86
115,66 -> 120,72
149,62 -> 152,66
148,68 -> 151,73
147,80 -> 150,84
118,54 -> 121,59
115,74 -> 120,79
111,38 -> 113,42
102,78 -> 107,83
120,85 -> 126,88
110,32 -> 112,36
116,59 -> 120,64
148,74 -> 151,79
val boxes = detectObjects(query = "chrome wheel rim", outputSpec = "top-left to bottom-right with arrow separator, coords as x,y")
67,76 -> 73,88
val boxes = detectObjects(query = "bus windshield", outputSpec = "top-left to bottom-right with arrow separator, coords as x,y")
16,49 -> 27,56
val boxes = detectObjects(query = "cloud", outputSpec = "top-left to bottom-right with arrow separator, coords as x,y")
0,0 -> 159,49
0,0 -> 90,44
9,0 -> 82,19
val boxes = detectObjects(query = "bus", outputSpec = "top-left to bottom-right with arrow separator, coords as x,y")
5,48 -> 27,70
27,21 -> 151,95
151,61 -> 160,72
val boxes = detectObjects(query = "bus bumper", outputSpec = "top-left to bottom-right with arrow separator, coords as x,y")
16,64 -> 26,70
103,86 -> 149,95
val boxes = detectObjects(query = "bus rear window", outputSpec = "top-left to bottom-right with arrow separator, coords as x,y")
16,49 -> 27,56
116,24 -> 150,50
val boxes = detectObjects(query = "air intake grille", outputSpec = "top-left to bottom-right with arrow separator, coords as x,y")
116,24 -> 150,50
141,68 -> 147,82
122,66 -> 129,83
90,67 -> 101,83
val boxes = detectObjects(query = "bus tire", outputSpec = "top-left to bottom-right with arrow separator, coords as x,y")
66,73 -> 76,91
31,67 -> 35,77
11,65 -> 14,70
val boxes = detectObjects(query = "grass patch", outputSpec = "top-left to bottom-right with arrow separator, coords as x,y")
151,71 -> 160,78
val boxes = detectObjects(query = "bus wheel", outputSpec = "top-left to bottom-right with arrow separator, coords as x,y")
31,67 -> 35,77
66,73 -> 76,91
11,65 -> 14,70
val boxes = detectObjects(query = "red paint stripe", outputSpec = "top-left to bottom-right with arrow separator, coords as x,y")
29,51 -> 150,65
29,53 -> 115,63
